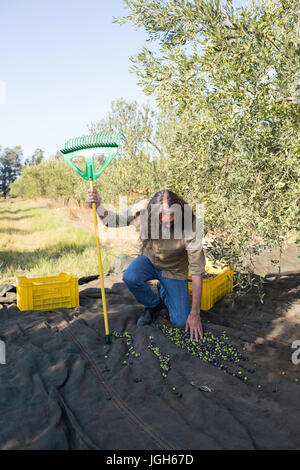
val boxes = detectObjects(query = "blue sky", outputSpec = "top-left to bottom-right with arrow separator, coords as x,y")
0,0 -> 246,161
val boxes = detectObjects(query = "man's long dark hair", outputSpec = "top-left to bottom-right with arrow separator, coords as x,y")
140,189 -> 195,253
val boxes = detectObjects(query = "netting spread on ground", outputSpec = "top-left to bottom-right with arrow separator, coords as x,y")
0,273 -> 299,450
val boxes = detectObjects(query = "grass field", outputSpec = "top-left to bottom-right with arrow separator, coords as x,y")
0,197 -> 118,284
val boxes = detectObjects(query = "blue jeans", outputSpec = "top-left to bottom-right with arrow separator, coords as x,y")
122,255 -> 191,327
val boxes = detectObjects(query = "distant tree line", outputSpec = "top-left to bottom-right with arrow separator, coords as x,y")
9,100 -> 168,205
0,147 -> 45,198
0,147 -> 23,198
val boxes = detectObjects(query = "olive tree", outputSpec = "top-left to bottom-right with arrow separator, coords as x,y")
116,0 -> 300,295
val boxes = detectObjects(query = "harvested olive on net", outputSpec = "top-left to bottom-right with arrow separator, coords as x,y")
159,325 -> 254,383
148,341 -> 171,377
112,330 -> 141,364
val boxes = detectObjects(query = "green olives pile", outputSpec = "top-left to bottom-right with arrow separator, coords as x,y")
159,325 -> 255,383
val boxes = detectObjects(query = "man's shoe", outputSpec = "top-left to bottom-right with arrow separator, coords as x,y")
137,300 -> 164,326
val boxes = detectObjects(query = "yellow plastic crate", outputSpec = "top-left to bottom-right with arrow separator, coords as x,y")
16,272 -> 79,312
188,261 -> 234,311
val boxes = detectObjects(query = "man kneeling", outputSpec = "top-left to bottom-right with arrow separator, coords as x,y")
86,189 -> 205,342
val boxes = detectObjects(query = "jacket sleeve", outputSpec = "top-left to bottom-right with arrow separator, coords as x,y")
96,199 -> 149,228
186,247 -> 206,276
184,216 -> 206,275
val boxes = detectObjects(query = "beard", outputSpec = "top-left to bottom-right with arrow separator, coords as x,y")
159,221 -> 175,239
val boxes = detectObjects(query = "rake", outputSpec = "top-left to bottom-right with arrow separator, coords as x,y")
60,132 -> 123,344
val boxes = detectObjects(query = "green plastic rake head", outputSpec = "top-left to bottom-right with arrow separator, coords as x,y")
60,131 -> 123,181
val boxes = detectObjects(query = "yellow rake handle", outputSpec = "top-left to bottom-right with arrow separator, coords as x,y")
90,180 -> 111,344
